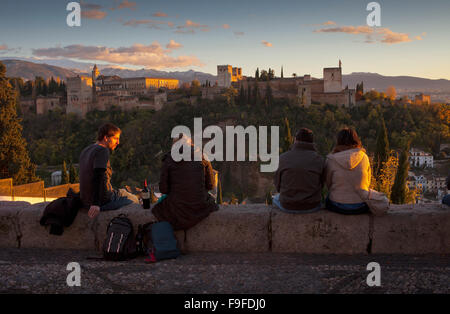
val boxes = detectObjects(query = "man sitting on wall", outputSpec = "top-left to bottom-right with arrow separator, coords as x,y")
79,123 -> 139,219
273,128 -> 325,213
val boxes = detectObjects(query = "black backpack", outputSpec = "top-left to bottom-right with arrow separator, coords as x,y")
102,214 -> 137,261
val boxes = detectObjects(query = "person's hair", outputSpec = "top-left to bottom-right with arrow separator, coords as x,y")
336,128 -> 362,147
295,128 -> 314,143
97,123 -> 121,141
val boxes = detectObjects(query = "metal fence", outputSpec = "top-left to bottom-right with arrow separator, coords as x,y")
0,178 -> 79,203
0,178 -> 13,201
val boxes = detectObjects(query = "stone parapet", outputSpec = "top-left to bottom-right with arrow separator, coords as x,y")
0,202 -> 449,254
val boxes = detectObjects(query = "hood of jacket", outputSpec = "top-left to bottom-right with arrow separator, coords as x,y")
327,148 -> 366,170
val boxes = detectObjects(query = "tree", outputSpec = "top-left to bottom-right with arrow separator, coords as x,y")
281,117 -> 293,153
0,61 -> 38,184
222,87 -> 238,106
268,68 -> 274,80
374,152 -> 398,199
386,86 -> 397,101
391,144 -> 410,204
265,82 -> 273,105
255,68 -> 260,80
281,66 -> 284,79
69,163 -> 78,183
61,160 -> 70,184
374,116 -> 390,176
260,70 -> 269,81
190,79 -> 201,96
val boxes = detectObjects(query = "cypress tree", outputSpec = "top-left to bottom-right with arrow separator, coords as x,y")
62,160 -> 70,184
255,68 -> 259,80
265,82 -> 273,105
374,116 -> 389,177
69,163 -> 78,183
0,61 -> 38,184
281,66 -> 284,78
281,117 -> 293,153
390,144 -> 410,204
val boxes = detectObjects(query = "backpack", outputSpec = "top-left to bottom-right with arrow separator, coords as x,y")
102,214 -> 137,261
142,221 -> 181,262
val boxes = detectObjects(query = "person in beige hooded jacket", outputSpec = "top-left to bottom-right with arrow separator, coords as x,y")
324,128 -> 371,214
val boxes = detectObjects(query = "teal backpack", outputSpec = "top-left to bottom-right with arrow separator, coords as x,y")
141,221 -> 181,262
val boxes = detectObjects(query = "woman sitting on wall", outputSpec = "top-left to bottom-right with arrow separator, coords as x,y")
151,134 -> 219,230
324,128 -> 371,215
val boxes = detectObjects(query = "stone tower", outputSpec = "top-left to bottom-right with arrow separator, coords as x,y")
91,64 -> 100,103
323,64 -> 342,93
92,64 -> 100,81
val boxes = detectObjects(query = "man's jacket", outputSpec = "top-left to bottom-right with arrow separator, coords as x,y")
274,142 -> 325,211
39,189 -> 82,235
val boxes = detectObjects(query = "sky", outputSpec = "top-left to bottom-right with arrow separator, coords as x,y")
0,0 -> 449,79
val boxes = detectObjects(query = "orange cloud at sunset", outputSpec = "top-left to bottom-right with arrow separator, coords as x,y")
313,23 -> 422,44
32,42 -> 204,69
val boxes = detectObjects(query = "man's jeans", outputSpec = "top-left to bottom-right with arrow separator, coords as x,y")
325,196 -> 370,215
100,189 -> 139,212
272,194 -> 322,214
442,194 -> 450,206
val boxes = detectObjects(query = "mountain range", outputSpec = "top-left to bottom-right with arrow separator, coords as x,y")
2,58 -> 450,95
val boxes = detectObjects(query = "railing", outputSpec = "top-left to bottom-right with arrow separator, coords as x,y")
0,178 -> 79,204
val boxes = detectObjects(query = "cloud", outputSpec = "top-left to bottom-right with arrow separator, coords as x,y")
82,9 -> 107,19
175,20 -> 210,34
262,40 -> 273,47
80,1 -> 102,10
122,19 -> 172,29
234,31 -> 244,36
166,40 -> 183,50
80,1 -> 107,19
174,29 -> 196,35
0,44 -> 21,54
314,25 -> 373,35
32,42 -> 205,69
222,24 -> 230,29
322,21 -> 336,26
314,24 -> 419,44
111,0 -> 136,10
153,11 -> 168,17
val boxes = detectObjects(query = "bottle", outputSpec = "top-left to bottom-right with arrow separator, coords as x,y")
142,179 -> 150,209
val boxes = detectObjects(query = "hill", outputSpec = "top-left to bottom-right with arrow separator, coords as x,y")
2,59 -> 78,81
343,72 -> 450,92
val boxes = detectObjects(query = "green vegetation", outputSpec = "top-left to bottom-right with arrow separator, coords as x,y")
18,89 -> 450,201
0,62 -> 38,184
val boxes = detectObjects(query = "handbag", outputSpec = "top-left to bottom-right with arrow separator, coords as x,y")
346,170 -> 390,216
364,188 -> 390,216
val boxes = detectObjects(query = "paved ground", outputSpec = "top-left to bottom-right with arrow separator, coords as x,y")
0,248 -> 448,295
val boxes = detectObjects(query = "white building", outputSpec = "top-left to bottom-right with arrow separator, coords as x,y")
409,148 -> 434,168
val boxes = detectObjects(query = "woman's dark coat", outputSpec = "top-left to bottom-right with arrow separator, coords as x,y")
151,153 -> 219,230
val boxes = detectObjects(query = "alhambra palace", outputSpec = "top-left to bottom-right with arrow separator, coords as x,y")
27,61 -> 430,116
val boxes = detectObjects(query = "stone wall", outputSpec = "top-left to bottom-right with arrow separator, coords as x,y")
1,202 -> 449,254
